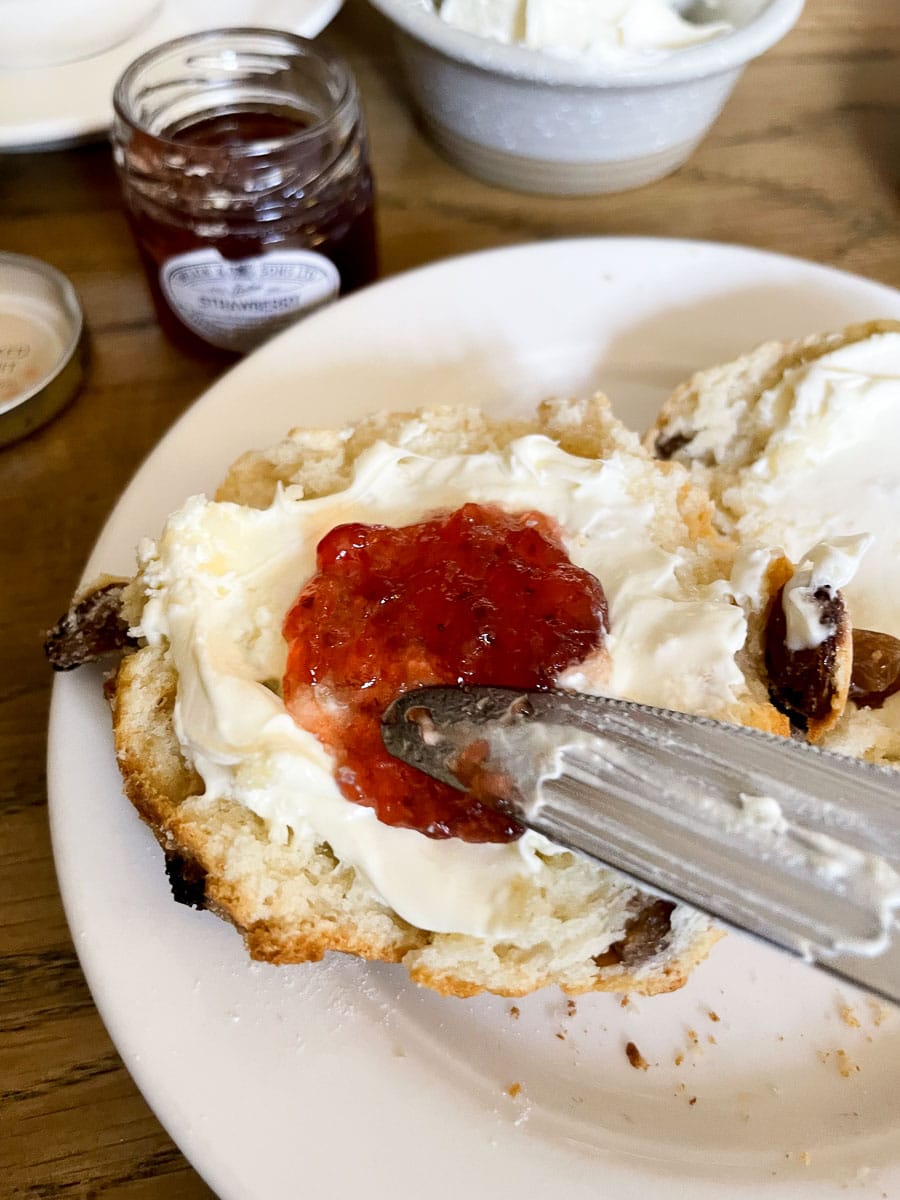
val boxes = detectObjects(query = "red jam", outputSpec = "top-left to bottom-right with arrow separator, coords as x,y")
282,503 -> 608,843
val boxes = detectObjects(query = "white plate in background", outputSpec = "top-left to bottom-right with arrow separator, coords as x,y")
0,0 -> 345,150
49,239 -> 900,1200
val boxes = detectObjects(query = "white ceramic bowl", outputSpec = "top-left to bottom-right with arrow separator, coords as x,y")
366,0 -> 805,194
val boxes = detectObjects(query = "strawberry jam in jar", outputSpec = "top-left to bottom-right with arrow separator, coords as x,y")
112,29 -> 377,355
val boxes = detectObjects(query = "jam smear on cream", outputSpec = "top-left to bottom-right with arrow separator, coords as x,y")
282,502 -> 608,843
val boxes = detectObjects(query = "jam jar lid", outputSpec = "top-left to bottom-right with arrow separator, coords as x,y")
0,252 -> 84,448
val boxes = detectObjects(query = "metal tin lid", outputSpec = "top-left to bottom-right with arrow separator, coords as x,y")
0,252 -> 84,447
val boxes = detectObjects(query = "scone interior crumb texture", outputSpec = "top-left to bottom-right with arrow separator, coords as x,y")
109,322 -> 899,998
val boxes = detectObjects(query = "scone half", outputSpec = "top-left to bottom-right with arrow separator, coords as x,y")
648,320 -> 900,762
109,396 -> 789,998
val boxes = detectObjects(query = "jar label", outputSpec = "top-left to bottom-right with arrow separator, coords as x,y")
160,248 -> 341,352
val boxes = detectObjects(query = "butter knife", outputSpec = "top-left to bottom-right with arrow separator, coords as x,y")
381,685 -> 900,1004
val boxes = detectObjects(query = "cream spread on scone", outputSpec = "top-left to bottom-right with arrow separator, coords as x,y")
780,537 -> 869,653
721,333 -> 900,637
134,434 -> 752,937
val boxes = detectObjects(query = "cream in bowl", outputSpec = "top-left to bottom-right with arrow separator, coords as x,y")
367,0 -> 805,194
438,0 -> 732,59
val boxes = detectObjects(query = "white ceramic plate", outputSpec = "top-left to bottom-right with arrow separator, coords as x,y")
0,0 -> 345,150
49,239 -> 900,1200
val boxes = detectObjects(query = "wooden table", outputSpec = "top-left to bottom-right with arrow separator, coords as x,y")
2,2 -> 898,1195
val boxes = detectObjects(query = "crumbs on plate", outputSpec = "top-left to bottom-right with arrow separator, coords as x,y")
625,1041 -> 650,1071
818,1048 -> 861,1077
839,1004 -> 861,1028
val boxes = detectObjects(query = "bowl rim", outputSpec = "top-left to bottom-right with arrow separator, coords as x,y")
366,0 -> 805,87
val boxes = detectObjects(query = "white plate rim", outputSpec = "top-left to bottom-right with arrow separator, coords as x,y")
0,0 -> 345,150
48,237 -> 900,1200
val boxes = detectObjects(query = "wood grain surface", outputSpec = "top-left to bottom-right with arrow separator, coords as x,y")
1,1 -> 898,1195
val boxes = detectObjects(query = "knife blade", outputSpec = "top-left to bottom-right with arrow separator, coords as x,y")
381,685 -> 900,1004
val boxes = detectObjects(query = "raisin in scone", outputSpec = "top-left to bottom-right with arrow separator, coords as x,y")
648,319 -> 900,763
109,395 -> 789,998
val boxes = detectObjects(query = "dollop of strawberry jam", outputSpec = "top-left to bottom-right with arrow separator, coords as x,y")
282,503 -> 607,843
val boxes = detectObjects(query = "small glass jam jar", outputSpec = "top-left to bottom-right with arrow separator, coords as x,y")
112,28 -> 377,355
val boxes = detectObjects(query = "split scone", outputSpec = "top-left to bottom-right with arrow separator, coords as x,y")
104,395 -> 792,998
648,319 -> 900,763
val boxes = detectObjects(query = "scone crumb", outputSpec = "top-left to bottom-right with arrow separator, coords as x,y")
509,1005 -> 520,1020
507,1082 -> 522,1098
819,1048 -> 860,1076
620,994 -> 630,1009
625,1041 -> 649,1071
689,1096 -> 697,1106
707,1034 -> 717,1045
674,1053 -> 685,1066
869,999 -> 887,1027
836,1049 -> 860,1077
799,1151 -> 811,1167
566,999 -> 577,1018
839,1004 -> 860,1029
708,1010 -> 720,1022
687,1028 -> 699,1046
555,1031 -> 566,1041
